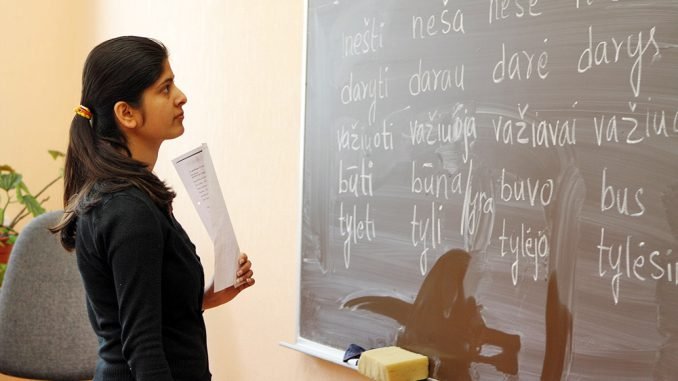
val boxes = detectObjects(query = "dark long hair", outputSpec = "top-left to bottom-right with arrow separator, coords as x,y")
51,36 -> 176,250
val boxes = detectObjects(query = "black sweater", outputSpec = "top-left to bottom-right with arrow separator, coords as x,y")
75,187 -> 211,381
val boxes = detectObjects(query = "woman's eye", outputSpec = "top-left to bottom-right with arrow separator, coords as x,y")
163,85 -> 170,94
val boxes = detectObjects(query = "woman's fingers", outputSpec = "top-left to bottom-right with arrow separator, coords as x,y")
237,260 -> 251,274
237,261 -> 251,276
235,253 -> 255,289
239,270 -> 253,282
239,253 -> 249,265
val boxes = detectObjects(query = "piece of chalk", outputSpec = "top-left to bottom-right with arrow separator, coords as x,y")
357,346 -> 428,381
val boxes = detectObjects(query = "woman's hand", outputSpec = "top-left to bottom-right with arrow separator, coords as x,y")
203,253 -> 255,310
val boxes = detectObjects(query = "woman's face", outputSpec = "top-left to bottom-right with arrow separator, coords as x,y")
136,59 -> 187,145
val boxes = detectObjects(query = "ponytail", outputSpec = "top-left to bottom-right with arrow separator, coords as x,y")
50,115 -> 94,250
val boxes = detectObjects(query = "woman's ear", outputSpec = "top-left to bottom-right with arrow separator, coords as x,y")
113,101 -> 141,131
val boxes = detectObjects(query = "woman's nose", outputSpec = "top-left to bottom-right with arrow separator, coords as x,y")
176,86 -> 187,106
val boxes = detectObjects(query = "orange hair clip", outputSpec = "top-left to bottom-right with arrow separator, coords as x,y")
74,105 -> 92,120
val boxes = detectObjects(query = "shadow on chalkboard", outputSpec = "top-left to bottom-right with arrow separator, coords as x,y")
343,249 -> 573,381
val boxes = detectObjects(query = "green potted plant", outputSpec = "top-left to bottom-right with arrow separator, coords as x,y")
0,150 -> 64,274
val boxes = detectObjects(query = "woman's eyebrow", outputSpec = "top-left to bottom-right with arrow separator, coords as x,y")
157,76 -> 175,88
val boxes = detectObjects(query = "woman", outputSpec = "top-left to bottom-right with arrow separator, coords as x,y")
51,36 -> 254,380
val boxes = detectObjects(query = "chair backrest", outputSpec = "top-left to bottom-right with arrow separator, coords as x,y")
0,211 -> 97,380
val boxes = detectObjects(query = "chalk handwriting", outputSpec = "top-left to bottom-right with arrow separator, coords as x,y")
411,161 -> 463,200
407,105 -> 477,163
338,158 -> 374,197
339,202 -> 376,269
492,104 -> 577,148
597,227 -> 676,304
460,160 -> 495,238
578,25 -> 660,97
500,168 -> 554,207
409,59 -> 465,95
412,0 -> 465,39
593,103 -> 676,145
411,202 -> 444,275
493,40 -> 550,83
498,218 -> 549,286
343,17 -> 385,57
340,66 -> 390,126
337,120 -> 394,153
600,167 -> 645,217
489,0 -> 541,24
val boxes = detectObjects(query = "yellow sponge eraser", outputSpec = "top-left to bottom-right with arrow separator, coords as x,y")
357,346 -> 428,381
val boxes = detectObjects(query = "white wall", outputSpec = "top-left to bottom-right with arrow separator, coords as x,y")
92,1 -> 364,380
0,0 -> 92,230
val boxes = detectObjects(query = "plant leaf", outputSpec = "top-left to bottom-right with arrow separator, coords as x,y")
0,173 -> 22,191
0,174 -> 9,191
48,150 -> 65,160
0,208 -> 4,226
16,181 -> 29,197
0,263 -> 6,286
19,195 -> 45,217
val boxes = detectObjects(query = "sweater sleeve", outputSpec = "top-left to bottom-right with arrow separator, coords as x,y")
96,193 -> 174,381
